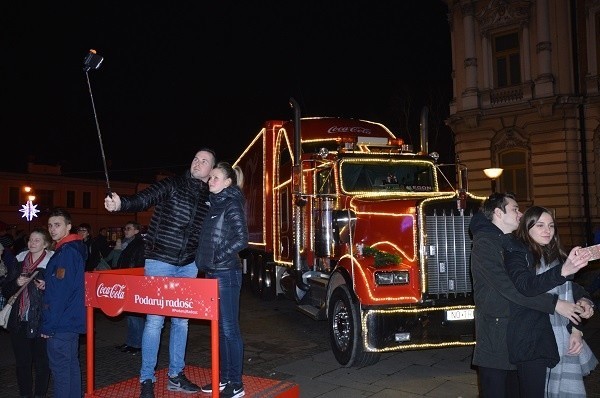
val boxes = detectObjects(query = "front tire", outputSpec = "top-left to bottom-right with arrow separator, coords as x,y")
328,285 -> 380,367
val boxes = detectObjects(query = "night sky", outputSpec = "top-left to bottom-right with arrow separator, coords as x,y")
1,1 -> 452,183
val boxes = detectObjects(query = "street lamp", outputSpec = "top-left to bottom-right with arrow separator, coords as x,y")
483,168 -> 503,193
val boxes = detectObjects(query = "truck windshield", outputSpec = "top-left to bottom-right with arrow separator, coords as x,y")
340,161 -> 435,193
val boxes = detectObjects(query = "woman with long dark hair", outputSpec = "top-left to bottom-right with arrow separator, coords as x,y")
505,206 -> 597,397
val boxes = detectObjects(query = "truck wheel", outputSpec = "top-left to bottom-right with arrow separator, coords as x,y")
328,285 -> 380,367
261,262 -> 277,301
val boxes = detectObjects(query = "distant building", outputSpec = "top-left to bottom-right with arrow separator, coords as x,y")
445,0 -> 600,246
0,162 -> 155,235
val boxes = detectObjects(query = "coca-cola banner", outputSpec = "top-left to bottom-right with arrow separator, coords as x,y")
85,269 -> 219,319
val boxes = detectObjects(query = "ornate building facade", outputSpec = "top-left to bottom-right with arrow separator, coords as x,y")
445,0 -> 600,245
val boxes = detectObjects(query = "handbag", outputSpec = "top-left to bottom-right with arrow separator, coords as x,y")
0,270 -> 39,329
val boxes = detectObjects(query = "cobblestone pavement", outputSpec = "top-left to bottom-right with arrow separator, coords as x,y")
1,280 -> 599,397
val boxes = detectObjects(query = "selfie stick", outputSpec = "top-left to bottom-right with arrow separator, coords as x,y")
83,49 -> 112,197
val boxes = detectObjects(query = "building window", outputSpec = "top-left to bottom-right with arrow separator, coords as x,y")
37,189 -> 54,208
9,187 -> 19,206
499,149 -> 528,200
83,192 -> 92,209
67,190 -> 75,208
493,31 -> 521,88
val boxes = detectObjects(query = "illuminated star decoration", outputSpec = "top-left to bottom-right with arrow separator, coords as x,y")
19,200 -> 40,221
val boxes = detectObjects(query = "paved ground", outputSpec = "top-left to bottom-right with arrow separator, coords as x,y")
1,280 -> 599,397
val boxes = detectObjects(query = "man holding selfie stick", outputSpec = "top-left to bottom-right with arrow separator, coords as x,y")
104,148 -> 216,398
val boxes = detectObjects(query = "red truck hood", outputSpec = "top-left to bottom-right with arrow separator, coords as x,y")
349,197 -> 420,263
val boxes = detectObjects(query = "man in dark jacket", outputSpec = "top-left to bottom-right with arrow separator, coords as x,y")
114,221 -> 146,354
470,192 -> 587,398
115,222 -> 145,269
88,227 -> 111,272
104,148 -> 216,398
41,208 -> 87,398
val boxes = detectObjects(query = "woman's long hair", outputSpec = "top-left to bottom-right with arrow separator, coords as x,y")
514,205 -> 567,269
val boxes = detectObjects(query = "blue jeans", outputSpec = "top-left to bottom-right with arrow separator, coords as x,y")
205,268 -> 243,384
140,259 -> 198,382
47,332 -> 81,398
125,314 -> 146,348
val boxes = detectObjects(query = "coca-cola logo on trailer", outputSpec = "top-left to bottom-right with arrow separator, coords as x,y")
327,126 -> 373,135
95,274 -> 128,316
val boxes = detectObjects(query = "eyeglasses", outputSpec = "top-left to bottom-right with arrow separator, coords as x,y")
124,227 -> 135,230
78,229 -> 88,232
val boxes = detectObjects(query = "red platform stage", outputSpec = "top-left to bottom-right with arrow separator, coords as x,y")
84,268 -> 299,398
87,366 -> 299,398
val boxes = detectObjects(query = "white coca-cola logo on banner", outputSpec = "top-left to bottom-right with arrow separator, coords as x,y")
96,283 -> 126,300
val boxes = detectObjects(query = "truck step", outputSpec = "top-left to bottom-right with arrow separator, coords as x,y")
297,304 -> 327,321
306,275 -> 329,288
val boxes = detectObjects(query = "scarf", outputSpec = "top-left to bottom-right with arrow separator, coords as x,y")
19,251 -> 46,320
538,259 -> 598,397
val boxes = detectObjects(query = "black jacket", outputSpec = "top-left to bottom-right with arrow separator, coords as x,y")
504,236 -> 588,367
119,170 -> 210,266
2,252 -> 49,336
469,212 -> 558,370
195,185 -> 248,271
86,235 -> 111,272
115,234 -> 145,269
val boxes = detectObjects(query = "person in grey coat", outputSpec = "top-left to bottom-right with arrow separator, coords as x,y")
470,192 -> 589,398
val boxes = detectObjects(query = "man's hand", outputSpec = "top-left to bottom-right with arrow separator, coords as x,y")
555,299 -> 583,324
104,192 -> 122,212
561,246 -> 591,277
576,298 -> 595,319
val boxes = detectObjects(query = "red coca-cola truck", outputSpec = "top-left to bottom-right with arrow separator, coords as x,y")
234,99 -> 485,367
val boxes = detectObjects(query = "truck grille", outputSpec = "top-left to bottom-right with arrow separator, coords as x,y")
424,210 -> 473,298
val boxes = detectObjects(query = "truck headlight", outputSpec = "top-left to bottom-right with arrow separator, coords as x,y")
374,271 -> 409,285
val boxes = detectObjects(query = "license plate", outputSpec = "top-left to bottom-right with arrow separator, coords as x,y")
446,309 -> 474,321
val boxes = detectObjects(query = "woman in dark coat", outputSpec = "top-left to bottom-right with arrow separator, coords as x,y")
2,228 -> 53,398
196,162 -> 248,398
505,206 -> 596,397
